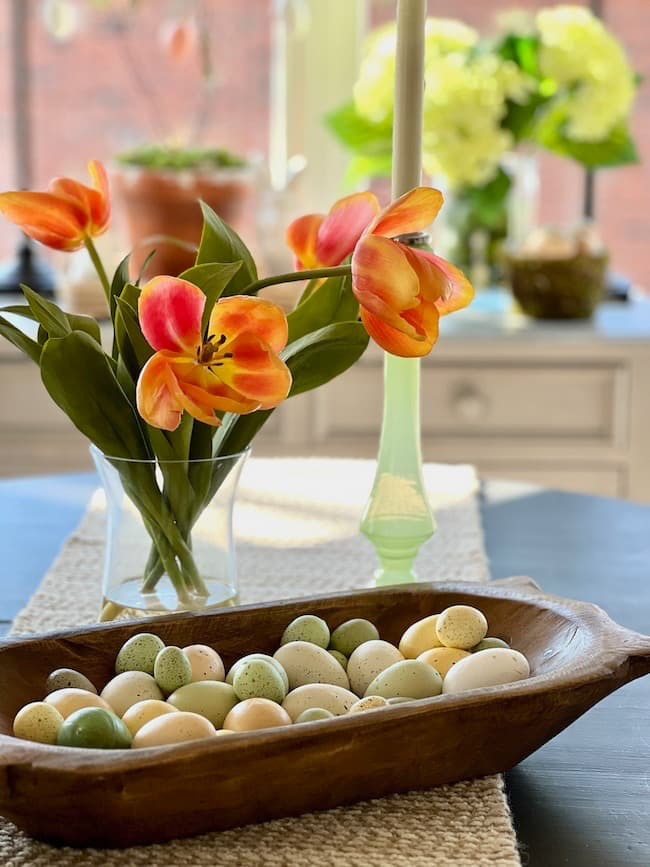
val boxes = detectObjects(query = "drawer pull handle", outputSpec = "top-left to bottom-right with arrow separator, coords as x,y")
452,387 -> 488,422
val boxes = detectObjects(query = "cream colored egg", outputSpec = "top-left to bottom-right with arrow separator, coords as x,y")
442,648 -> 530,695
224,698 -> 292,732
132,711 -> 217,748
365,660 -> 443,700
121,699 -> 178,736
274,641 -> 350,690
45,688 -> 112,719
183,644 -> 225,682
214,729 -> 235,736
166,680 -> 238,728
418,647 -> 471,677
349,696 -> 389,713
100,672 -> 163,717
347,640 -> 403,697
436,605 -> 488,650
282,684 -> 359,721
13,701 -> 64,744
226,654 -> 289,692
399,615 -> 443,658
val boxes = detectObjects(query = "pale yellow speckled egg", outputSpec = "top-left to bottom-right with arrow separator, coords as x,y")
347,640 -> 404,697
274,641 -> 350,690
417,647 -> 471,677
282,684 -> 358,721
435,605 -> 488,650
132,711 -> 217,748
223,698 -> 292,732
45,688 -> 112,719
365,660 -> 443,700
121,699 -> 178,736
348,696 -> 389,713
399,615 -> 443,658
100,672 -> 163,717
13,701 -> 64,744
183,644 -> 225,682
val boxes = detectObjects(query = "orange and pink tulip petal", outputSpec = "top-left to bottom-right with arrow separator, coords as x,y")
420,252 -> 475,315
368,187 -> 443,239
360,302 -> 439,358
208,295 -> 288,354
49,159 -> 110,236
211,332 -> 292,410
139,276 -> 205,355
285,214 -> 324,270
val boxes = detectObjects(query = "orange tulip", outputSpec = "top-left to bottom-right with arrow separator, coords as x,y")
0,160 -> 110,252
136,276 -> 292,431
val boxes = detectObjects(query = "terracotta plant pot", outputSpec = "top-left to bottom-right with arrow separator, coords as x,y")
112,165 -> 254,281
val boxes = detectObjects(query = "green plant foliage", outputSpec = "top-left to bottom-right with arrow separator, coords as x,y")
287,273 -> 359,343
195,202 -> 257,294
115,144 -> 247,171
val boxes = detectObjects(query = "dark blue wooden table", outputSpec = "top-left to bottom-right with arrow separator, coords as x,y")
0,473 -> 648,865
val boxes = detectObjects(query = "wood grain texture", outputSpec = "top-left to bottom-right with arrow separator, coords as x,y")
0,579 -> 648,848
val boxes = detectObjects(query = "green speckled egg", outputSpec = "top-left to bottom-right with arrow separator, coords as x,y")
330,619 -> 379,657
295,707 -> 334,724
226,654 -> 289,692
233,659 -> 286,704
116,633 -> 165,675
349,695 -> 389,713
56,707 -> 132,749
167,681 -> 238,728
154,647 -> 192,695
328,650 -> 348,670
13,701 -> 64,744
472,637 -> 510,653
365,660 -> 443,700
45,668 -> 97,695
281,615 -> 330,649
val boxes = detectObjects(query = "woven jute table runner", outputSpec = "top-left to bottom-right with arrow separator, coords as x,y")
1,458 -> 521,866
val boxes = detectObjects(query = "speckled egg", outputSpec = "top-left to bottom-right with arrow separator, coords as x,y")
328,650 -> 348,670
472,637 -> 510,653
223,698 -> 292,732
100,671 -> 163,717
45,668 -> 97,695
280,614 -> 330,649
329,619 -> 379,657
154,646 -> 193,695
115,633 -> 165,675
349,695 -> 389,713
399,615 -> 443,658
133,711 -> 217,748
183,644 -> 225,682
274,641 -> 350,690
166,680 -> 238,728
233,659 -> 287,703
442,648 -> 530,695
121,699 -> 178,737
45,688 -> 112,719
295,707 -> 335,724
347,640 -> 404,697
386,696 -> 413,705
417,647 -> 471,677
365,660 -> 443,700
57,707 -> 132,749
282,684 -> 358,721
226,654 -> 289,692
13,701 -> 64,744
435,605 -> 488,650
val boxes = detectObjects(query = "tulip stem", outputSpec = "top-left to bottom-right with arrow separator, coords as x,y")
84,235 -> 111,304
243,265 -> 351,295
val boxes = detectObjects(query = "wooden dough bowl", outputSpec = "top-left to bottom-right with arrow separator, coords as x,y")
0,577 -> 648,848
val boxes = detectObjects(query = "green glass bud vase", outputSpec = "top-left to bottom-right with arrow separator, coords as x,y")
360,232 -> 436,586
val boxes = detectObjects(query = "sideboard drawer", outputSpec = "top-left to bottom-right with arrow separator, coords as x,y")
319,362 -> 628,446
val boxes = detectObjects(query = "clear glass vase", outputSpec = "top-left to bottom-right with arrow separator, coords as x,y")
91,446 -> 249,621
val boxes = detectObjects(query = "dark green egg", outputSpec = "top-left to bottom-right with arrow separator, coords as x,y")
57,707 -> 132,749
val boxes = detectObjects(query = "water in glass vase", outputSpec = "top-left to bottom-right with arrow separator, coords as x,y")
102,575 -> 238,621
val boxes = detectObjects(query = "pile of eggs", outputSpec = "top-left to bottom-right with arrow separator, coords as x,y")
12,604 -> 530,750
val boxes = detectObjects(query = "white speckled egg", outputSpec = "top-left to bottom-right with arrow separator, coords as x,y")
100,672 -> 163,717
45,668 -> 97,695
166,680 -> 238,728
115,633 -> 165,675
154,646 -> 192,695
226,654 -> 289,692
330,619 -> 379,657
365,660 -> 443,700
13,701 -> 64,744
281,615 -> 330,649
183,644 -> 225,682
442,648 -> 530,695
399,615 -> 443,658
233,659 -> 287,703
224,698 -> 292,732
349,695 -> 389,713
282,684 -> 359,721
132,711 -> 217,748
417,647 -> 471,677
274,641 -> 350,690
436,605 -> 488,650
45,688 -> 112,719
121,699 -> 178,736
295,707 -> 335,724
347,640 -> 404,697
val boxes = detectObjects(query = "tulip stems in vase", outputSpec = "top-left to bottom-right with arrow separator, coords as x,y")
361,0 -> 435,585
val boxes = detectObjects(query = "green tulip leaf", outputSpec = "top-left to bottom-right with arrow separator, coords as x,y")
110,254 -> 131,320
2,300 -> 101,344
0,315 -> 41,363
283,321 -> 369,397
287,273 -> 359,343
19,286 -> 70,339
195,202 -> 257,295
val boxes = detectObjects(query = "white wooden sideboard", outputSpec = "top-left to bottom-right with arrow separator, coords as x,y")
2,290 -> 650,502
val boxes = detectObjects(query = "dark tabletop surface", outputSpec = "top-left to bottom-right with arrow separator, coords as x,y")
0,472 -> 648,865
